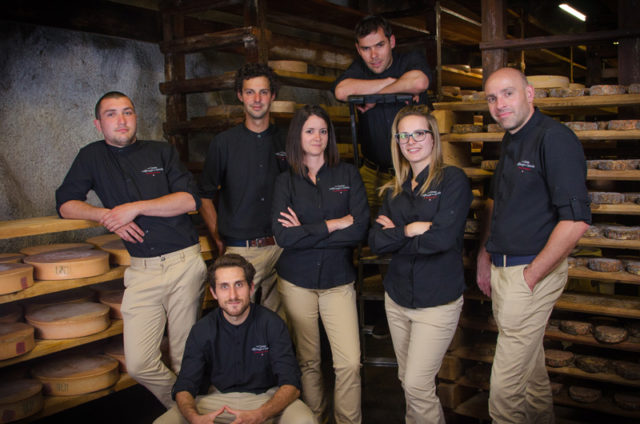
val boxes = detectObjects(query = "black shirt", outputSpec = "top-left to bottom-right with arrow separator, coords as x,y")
369,166 -> 472,308
333,50 -> 432,169
271,162 -> 370,289
486,109 -> 591,256
199,124 -> 287,240
172,304 -> 301,399
55,140 -> 200,258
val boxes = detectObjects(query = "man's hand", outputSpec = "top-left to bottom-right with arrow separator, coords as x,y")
188,406 -> 226,424
278,207 -> 301,228
225,405 -> 266,424
114,221 -> 145,243
376,214 -> 396,229
476,248 -> 492,297
404,221 -> 431,237
326,214 -> 354,233
100,202 -> 140,232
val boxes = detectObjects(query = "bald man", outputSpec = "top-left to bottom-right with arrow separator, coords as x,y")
476,68 -> 590,424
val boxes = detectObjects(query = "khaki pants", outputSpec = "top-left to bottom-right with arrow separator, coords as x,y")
278,278 -> 362,424
489,260 -> 568,424
385,293 -> 463,424
359,165 -> 393,219
226,244 -> 282,315
121,244 -> 207,408
153,387 -> 316,424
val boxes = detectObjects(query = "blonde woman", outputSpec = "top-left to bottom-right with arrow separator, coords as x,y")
369,105 -> 472,424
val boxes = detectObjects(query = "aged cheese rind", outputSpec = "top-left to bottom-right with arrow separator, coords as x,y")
0,322 -> 35,360
26,302 -> 110,340
0,379 -> 43,423
0,263 -> 34,295
31,354 -> 119,396
23,249 -> 109,280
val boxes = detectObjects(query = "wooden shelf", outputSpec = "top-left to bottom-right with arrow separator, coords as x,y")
554,389 -> 640,421
577,237 -> 640,250
0,216 -> 99,240
26,373 -> 136,422
459,168 -> 640,182
0,266 -> 126,305
443,130 -> 640,142
453,391 -> 490,421
434,93 -> 640,112
462,167 -> 493,179
590,203 -> 640,215
0,320 -> 123,368
569,266 -> 640,285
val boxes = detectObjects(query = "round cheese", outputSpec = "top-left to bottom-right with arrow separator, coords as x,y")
19,242 -> 93,256
86,234 -> 121,247
0,322 -> 35,360
99,290 -> 124,320
0,263 -> 34,295
23,249 -> 109,280
0,253 -> 25,264
270,101 -> 296,113
104,338 -> 126,372
31,354 -> 119,396
0,379 -> 43,422
0,304 -> 22,324
24,287 -> 96,314
267,60 -> 307,73
526,75 -> 569,89
99,240 -> 130,266
25,302 -> 110,340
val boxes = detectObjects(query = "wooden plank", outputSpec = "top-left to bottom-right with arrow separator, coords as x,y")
0,267 -> 126,305
443,130 -> 640,142
434,94 -> 640,111
480,28 -> 640,51
454,391 -> 490,420
463,167 -> 493,179
577,237 -> 640,250
273,70 -> 335,90
159,27 -> 259,54
442,133 -> 504,142
587,170 -> 640,181
568,266 -> 640,284
554,389 -> 640,421
0,216 -> 100,240
590,203 -> 640,215
0,320 -> 124,368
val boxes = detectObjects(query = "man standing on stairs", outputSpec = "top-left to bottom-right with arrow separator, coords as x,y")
56,91 -> 207,409
476,67 -> 590,424
199,63 -> 288,315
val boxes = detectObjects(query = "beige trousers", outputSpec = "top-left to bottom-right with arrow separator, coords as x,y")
121,244 -> 207,408
359,165 -> 393,219
489,260 -> 568,424
226,244 -> 282,315
153,387 -> 316,424
385,293 -> 463,424
278,278 -> 362,424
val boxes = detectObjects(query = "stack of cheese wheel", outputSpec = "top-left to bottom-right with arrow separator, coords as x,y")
267,60 -> 308,73
24,288 -> 96,314
19,243 -> 93,256
99,239 -> 130,266
98,290 -> 124,320
0,253 -> 25,264
0,304 -> 22,324
0,263 -> 34,295
0,379 -> 43,422
527,75 -> 570,89
23,249 -> 109,280
104,337 -> 126,372
0,322 -> 35,360
25,302 -> 110,339
31,354 -> 119,396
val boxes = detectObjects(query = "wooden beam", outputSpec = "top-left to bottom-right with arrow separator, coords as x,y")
481,0 -> 508,83
158,0 -> 243,15
159,27 -> 259,54
618,0 -> 640,85
480,28 -> 640,51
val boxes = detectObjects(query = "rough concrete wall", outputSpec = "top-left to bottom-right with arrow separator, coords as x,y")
0,22 -> 166,250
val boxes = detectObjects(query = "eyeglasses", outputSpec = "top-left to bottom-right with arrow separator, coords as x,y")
394,129 -> 433,144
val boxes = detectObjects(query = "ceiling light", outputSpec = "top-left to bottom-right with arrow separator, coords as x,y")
559,3 -> 587,22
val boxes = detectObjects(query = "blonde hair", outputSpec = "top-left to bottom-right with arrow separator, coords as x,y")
380,105 -> 446,198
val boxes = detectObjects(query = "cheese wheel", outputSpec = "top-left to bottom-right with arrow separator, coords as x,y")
267,60 -> 308,73
23,249 -> 109,280
549,87 -> 585,97
545,349 -> 574,367
0,253 -> 25,264
564,121 -> 598,131
0,304 -> 22,324
588,258 -> 624,272
452,124 -> 482,134
604,225 -> 640,240
99,290 -> 124,320
627,261 -> 640,276
0,379 -> 43,423
608,119 -> 640,131
104,338 -> 126,372
19,242 -> 93,256
100,239 -> 130,266
559,320 -> 593,335
85,233 -> 120,247
0,263 -> 34,295
594,325 -> 628,344
486,123 -> 503,133
583,225 -> 604,238
533,88 -> 549,98
568,386 -> 601,403
0,323 -> 35,360
575,355 -> 609,373
590,85 -> 626,96
569,83 -> 585,89
589,191 -> 625,205
32,354 -> 119,396
24,287 -> 96,314
270,101 -> 295,113
26,302 -> 110,340
629,83 -> 640,94
613,360 -> 640,380
614,392 -> 640,410
527,75 -> 569,89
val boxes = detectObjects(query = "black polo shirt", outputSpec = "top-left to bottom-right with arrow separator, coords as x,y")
486,109 -> 591,256
272,162 -> 369,289
369,165 -> 472,308
199,124 -> 287,240
172,304 -> 301,399
333,50 -> 432,169
55,140 -> 200,258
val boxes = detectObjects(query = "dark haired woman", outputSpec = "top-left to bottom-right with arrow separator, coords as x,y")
369,105 -> 472,424
272,105 -> 369,424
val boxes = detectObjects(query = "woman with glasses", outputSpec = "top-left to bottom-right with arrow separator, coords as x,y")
271,105 -> 369,424
369,105 -> 472,424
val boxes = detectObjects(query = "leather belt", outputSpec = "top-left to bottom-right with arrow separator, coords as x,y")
225,236 -> 276,248
491,254 -> 536,267
363,158 -> 395,176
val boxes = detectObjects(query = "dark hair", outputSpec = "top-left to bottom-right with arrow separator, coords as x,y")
355,15 -> 393,41
286,105 -> 340,177
209,253 -> 256,291
234,63 -> 278,96
95,91 -> 133,119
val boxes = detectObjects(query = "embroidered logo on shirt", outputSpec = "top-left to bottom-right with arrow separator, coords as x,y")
275,151 -> 287,159
252,345 -> 270,357
421,190 -> 441,200
516,160 -> 535,172
329,184 -> 350,193
141,166 -> 164,175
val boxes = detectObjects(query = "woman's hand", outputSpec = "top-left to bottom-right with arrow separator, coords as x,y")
278,207 -> 301,228
326,214 -> 354,233
404,221 -> 432,237
376,215 -> 396,230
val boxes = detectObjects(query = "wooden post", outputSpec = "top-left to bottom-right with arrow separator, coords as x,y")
618,0 -> 640,85
481,0 -> 508,85
244,0 -> 268,63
